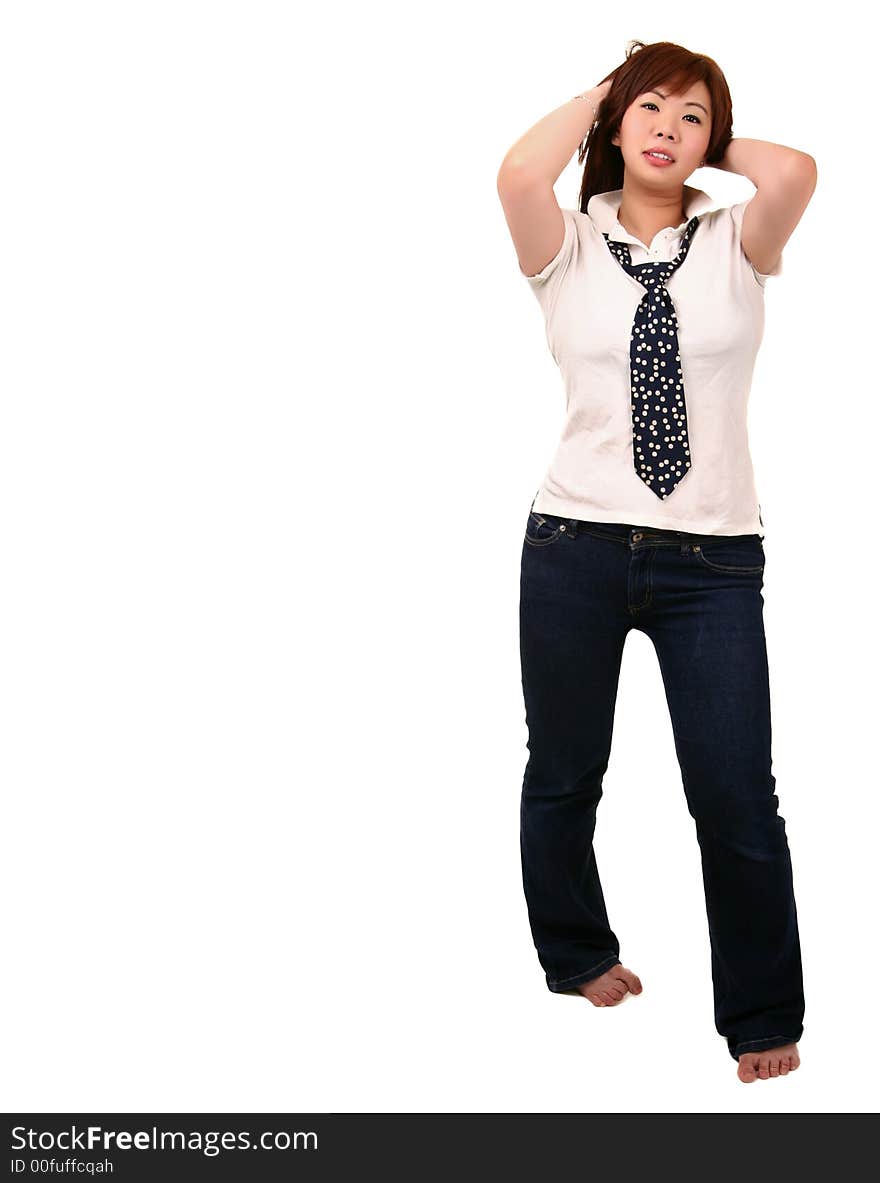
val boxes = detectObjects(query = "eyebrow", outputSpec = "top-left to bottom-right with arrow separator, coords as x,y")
649,89 -> 709,116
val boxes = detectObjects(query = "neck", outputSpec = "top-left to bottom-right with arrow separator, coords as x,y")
617,180 -> 692,245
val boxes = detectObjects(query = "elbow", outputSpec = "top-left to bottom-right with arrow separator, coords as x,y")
497,158 -> 523,191
497,158 -> 541,194
788,151 -> 818,186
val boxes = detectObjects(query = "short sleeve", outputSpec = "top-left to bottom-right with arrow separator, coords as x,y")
522,207 -> 579,327
729,196 -> 783,287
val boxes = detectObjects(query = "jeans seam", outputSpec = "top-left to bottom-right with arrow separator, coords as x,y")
694,550 -> 765,574
524,530 -> 564,548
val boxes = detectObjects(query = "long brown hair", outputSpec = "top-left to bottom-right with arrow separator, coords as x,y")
579,40 -> 734,213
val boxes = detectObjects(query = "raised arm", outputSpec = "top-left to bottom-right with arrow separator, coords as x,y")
496,80 -> 612,277
716,138 -> 817,276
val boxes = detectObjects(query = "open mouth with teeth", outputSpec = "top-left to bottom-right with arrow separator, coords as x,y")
643,150 -> 675,163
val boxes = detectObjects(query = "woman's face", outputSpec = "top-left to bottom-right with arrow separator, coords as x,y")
612,82 -> 713,181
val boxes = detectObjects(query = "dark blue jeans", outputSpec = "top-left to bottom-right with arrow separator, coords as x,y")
519,497 -> 805,1061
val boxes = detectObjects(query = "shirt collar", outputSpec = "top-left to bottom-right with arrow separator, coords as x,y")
587,185 -> 723,246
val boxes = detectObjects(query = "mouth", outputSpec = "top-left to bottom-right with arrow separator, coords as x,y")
643,150 -> 676,166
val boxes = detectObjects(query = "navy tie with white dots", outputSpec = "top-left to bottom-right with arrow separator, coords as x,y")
603,215 -> 701,500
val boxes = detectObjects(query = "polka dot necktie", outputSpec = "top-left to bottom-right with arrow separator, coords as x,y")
603,216 -> 701,500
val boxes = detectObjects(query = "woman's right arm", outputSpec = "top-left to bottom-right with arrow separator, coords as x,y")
496,80 -> 612,278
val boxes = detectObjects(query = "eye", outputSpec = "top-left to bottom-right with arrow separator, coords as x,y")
641,101 -> 702,124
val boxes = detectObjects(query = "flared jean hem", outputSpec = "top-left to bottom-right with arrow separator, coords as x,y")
546,955 -> 622,994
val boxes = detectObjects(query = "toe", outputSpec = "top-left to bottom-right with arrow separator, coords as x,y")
738,1057 -> 758,1083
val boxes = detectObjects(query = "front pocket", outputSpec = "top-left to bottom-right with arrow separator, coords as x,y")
692,539 -> 765,574
524,510 -> 565,547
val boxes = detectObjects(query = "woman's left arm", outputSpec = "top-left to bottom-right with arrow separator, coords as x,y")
716,137 -> 816,186
715,138 -> 817,276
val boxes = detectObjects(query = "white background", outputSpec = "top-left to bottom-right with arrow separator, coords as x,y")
1,0 -> 872,1113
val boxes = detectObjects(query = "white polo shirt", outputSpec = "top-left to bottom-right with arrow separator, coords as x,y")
524,184 -> 783,537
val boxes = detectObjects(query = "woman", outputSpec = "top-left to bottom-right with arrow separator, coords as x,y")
496,40 -> 816,1084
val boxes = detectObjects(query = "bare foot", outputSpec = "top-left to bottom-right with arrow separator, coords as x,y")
737,1043 -> 800,1083
575,963 -> 642,1006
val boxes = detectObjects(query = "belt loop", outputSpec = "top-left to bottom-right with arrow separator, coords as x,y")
567,518 -> 578,538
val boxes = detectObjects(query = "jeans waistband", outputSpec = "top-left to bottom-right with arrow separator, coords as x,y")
568,520 -> 760,544
529,496 -> 761,545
